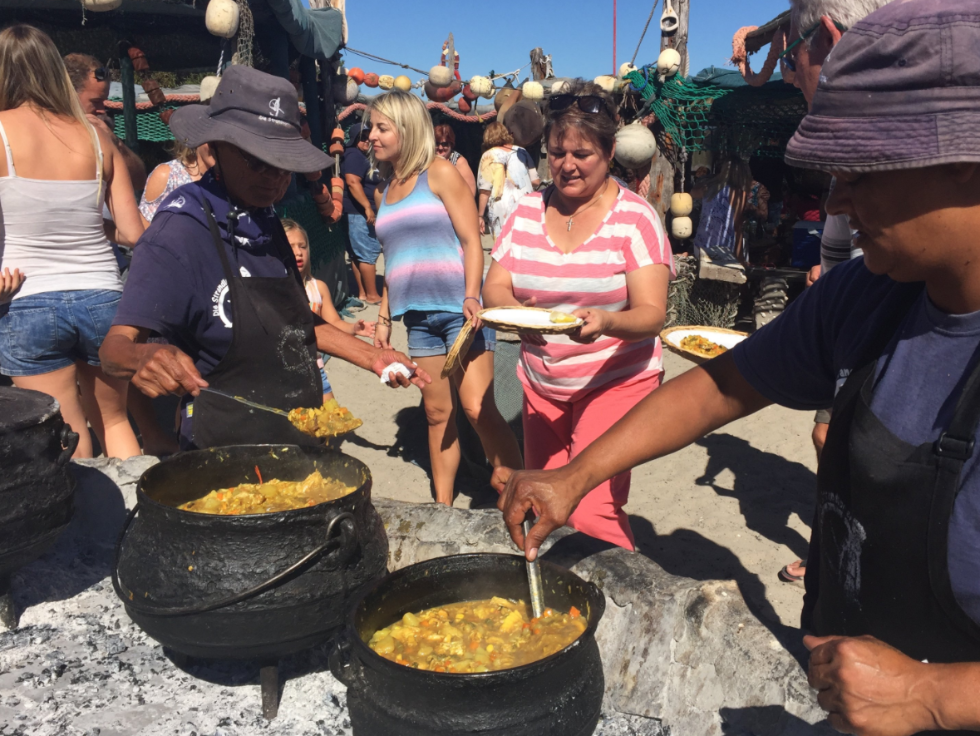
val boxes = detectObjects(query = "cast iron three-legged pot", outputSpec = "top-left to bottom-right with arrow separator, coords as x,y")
113,444 -> 388,718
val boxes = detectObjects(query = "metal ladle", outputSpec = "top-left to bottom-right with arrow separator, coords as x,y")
522,512 -> 545,619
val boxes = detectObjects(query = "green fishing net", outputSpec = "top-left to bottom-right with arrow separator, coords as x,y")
626,66 -> 807,163
111,104 -> 180,143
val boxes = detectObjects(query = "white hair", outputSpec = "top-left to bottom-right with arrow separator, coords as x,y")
791,0 -> 893,45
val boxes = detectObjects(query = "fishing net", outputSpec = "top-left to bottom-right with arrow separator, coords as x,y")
626,66 -> 807,163
665,255 -> 740,329
626,68 -> 732,166
112,105 -> 180,143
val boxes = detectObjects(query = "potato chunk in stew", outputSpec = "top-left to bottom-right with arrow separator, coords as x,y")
367,597 -> 587,673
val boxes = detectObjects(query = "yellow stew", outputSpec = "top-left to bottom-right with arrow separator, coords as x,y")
367,597 -> 587,673
178,469 -> 355,515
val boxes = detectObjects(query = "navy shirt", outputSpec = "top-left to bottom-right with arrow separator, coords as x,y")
113,173 -> 290,378
732,258 -> 980,625
341,147 -> 381,216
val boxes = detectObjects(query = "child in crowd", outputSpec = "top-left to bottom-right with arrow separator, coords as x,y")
282,219 -> 375,403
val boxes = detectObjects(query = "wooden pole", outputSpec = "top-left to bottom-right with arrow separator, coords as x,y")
118,42 -> 139,153
613,0 -> 617,75
647,0 -> 690,224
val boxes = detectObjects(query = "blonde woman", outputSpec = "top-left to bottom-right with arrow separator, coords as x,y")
368,90 -> 522,505
139,140 -> 215,225
0,24 -> 143,459
477,121 -> 540,239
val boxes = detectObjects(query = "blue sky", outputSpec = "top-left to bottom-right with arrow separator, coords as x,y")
340,0 -> 789,84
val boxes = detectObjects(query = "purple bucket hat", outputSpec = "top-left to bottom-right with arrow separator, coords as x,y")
171,65 -> 333,174
785,0 -> 980,173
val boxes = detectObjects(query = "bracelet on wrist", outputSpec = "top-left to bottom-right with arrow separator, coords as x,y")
379,316 -> 392,327
464,296 -> 482,306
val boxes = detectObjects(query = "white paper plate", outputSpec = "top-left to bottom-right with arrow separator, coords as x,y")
662,327 -> 747,351
480,307 -> 584,330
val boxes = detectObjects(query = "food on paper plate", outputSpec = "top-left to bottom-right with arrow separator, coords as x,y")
549,312 -> 579,324
288,399 -> 363,438
367,597 -> 587,673
178,470 -> 356,515
680,335 -> 728,358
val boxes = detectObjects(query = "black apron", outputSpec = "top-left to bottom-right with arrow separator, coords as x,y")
188,199 -> 322,450
804,286 -> 980,733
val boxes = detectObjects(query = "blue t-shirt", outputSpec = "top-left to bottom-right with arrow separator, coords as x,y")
341,147 -> 381,216
113,173 -> 289,378
732,258 -> 980,625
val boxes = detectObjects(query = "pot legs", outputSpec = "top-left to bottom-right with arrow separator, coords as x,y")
260,662 -> 280,720
0,575 -> 16,630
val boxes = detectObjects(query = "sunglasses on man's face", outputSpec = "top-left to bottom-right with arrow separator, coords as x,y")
93,67 -> 107,82
779,20 -> 846,73
548,94 -> 614,120
234,146 -> 288,177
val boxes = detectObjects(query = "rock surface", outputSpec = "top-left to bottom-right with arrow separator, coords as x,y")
0,458 -> 833,735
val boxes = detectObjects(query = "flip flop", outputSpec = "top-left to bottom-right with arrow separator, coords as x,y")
778,563 -> 806,584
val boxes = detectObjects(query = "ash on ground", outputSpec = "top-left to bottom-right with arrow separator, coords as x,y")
1,481 -> 659,736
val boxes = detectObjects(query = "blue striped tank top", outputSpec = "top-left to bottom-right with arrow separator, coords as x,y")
374,169 -> 466,318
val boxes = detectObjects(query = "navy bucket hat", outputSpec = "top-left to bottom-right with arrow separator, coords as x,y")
785,0 -> 980,173
171,65 -> 333,174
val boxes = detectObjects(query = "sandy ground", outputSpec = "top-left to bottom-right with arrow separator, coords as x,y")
329,250 -> 817,636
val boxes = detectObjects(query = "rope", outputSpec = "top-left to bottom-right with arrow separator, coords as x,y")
336,102 -> 497,123
489,62 -> 531,83
630,1 -> 659,66
731,26 -> 787,87
344,46 -> 427,75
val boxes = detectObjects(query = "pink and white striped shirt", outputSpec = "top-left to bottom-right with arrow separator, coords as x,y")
492,185 -> 674,402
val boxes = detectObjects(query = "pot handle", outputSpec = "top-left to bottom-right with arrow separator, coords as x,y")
113,510 -> 357,618
328,630 -> 354,686
58,423 -> 80,466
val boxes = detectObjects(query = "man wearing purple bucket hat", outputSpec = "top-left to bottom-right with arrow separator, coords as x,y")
494,1 -> 980,732
100,66 -> 430,450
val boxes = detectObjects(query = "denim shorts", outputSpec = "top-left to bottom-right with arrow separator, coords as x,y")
319,366 -> 333,395
347,213 -> 382,265
402,310 -> 495,359
0,289 -> 121,377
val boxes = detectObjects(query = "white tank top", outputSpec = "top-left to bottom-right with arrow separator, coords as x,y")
0,119 -> 123,299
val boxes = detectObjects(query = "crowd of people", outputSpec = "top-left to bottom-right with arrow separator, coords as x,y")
4,0 -> 980,731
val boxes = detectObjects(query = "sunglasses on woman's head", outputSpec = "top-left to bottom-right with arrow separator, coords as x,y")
93,67 -> 107,82
548,94 -> 613,119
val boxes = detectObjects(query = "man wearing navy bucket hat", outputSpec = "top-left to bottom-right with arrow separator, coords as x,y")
495,1 -> 980,732
100,66 -> 429,451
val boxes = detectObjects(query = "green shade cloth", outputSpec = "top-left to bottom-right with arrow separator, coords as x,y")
264,0 -> 344,61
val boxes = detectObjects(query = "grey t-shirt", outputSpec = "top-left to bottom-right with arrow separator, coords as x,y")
732,258 -> 980,624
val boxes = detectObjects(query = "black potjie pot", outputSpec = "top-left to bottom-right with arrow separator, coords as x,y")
112,445 -> 388,661
331,554 -> 606,736
0,387 -> 78,581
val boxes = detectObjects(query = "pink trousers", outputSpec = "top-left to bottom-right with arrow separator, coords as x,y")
522,372 -> 662,550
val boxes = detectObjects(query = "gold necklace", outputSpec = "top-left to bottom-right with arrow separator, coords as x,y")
559,179 -> 610,231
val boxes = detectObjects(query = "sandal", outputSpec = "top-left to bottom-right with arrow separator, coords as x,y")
778,561 -> 806,584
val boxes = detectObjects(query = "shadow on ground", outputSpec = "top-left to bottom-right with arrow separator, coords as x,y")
694,434 -> 816,562
720,705 -> 832,735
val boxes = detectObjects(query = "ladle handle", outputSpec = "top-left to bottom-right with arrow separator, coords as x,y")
523,515 -> 545,619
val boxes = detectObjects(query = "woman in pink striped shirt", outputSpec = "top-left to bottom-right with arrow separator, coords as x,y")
483,80 -> 673,550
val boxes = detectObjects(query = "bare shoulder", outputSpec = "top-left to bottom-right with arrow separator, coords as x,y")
143,163 -> 171,198
427,156 -> 464,191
